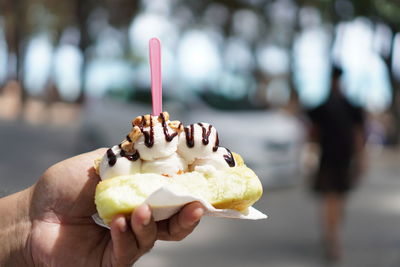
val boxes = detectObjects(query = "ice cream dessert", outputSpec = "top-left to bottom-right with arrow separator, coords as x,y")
94,112 -> 263,225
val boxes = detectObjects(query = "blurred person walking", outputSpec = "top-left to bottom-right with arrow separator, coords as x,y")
307,66 -> 366,262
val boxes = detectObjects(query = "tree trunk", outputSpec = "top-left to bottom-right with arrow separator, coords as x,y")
75,0 -> 92,104
383,29 -> 400,146
4,0 -> 27,103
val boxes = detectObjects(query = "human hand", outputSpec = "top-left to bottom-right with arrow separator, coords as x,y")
1,149 -> 204,267
351,153 -> 368,184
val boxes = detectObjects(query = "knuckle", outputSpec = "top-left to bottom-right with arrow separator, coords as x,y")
141,241 -> 155,252
173,236 -> 184,241
170,226 -> 181,237
171,231 -> 188,241
139,231 -> 157,251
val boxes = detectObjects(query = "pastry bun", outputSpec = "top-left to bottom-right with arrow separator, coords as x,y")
95,153 -> 263,225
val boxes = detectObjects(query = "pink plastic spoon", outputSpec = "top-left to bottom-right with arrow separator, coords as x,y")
149,38 -> 162,116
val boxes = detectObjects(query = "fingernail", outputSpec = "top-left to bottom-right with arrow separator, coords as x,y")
190,207 -> 204,225
142,205 -> 151,226
119,217 -> 127,232
143,217 -> 151,226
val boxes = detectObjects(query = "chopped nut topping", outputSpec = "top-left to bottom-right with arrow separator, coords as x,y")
144,114 -> 152,126
132,116 -> 143,126
127,126 -> 142,142
132,114 -> 160,127
94,158 -> 101,175
157,111 -> 170,122
120,140 -> 134,152
168,120 -> 183,132
162,111 -> 170,121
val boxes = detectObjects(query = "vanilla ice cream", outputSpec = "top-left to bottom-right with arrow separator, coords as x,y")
134,114 -> 179,161
191,147 -> 235,172
141,152 -> 188,176
99,145 -> 141,180
98,112 -> 236,180
177,123 -> 219,164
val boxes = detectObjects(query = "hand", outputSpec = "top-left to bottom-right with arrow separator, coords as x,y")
1,149 -> 204,267
351,153 -> 367,183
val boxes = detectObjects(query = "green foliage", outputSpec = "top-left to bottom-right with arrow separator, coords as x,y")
199,90 -> 263,110
374,0 -> 400,29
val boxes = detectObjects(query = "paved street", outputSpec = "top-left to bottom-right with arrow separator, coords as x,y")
137,150 -> 400,267
1,103 -> 400,267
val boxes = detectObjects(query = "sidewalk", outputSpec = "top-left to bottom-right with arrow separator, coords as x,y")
136,149 -> 400,267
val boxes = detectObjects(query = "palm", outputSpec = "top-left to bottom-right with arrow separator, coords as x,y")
29,149 -> 112,266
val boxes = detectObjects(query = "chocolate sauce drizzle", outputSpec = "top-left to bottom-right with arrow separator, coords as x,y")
120,149 -> 140,161
223,147 -> 236,167
139,115 -> 155,148
184,124 -> 195,147
183,123 -> 233,167
138,113 -> 180,148
198,123 -> 212,145
213,132 -> 219,152
159,113 -> 179,142
107,147 -> 140,167
108,116 -> 234,168
185,123 -> 220,151
106,148 -> 117,166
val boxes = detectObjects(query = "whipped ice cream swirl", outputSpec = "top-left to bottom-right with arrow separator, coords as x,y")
98,112 -> 235,180
178,123 -> 219,164
135,113 -> 180,160
99,145 -> 141,180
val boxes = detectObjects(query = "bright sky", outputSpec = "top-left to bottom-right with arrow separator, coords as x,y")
0,26 -> 6,83
54,45 -> 82,101
294,25 -> 331,107
178,30 -> 222,88
24,34 -> 53,95
334,18 -> 392,112
295,18 -> 392,111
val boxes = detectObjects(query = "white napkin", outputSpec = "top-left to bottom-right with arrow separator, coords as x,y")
92,186 -> 267,229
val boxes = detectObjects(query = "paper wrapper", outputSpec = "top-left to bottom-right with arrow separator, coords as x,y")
92,186 -> 267,229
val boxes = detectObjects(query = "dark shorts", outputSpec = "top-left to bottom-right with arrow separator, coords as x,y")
312,159 -> 355,195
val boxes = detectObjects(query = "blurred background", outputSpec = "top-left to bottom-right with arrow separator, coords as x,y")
1,0 -> 400,266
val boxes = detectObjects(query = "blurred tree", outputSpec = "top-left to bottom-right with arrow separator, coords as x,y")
0,0 -> 140,103
1,0 -> 400,139
0,0 -> 28,102
174,0 -> 400,142
39,0 -> 140,103
73,0 -> 140,102
352,0 -> 400,144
